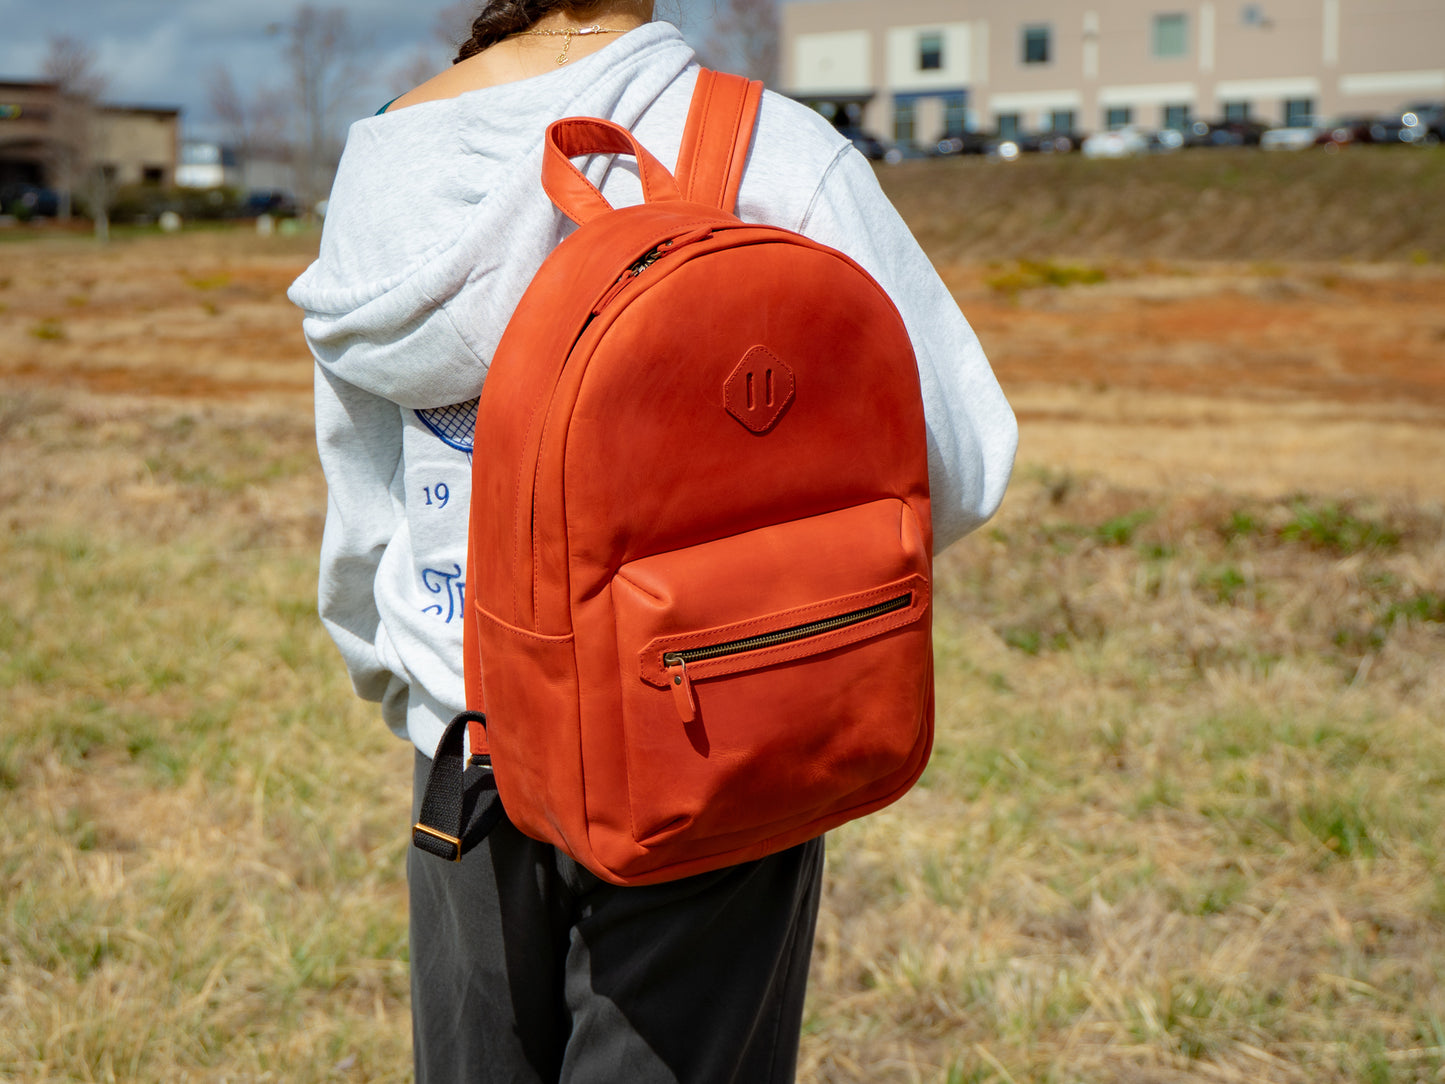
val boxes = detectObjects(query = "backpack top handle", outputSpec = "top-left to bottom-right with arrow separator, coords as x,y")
542,117 -> 682,225
540,69 -> 764,226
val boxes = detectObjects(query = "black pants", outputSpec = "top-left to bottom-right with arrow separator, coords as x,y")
408,752 -> 825,1083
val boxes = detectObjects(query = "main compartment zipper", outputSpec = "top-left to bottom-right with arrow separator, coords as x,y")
662,593 -> 912,723
591,227 -> 715,315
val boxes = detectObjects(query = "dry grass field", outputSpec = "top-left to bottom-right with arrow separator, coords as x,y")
2,150 -> 1444,1082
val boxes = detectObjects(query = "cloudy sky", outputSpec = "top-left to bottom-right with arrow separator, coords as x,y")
0,1 -> 722,137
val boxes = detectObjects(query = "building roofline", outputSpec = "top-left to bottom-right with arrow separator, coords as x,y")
0,78 -> 60,92
99,103 -> 184,118
1,78 -> 181,117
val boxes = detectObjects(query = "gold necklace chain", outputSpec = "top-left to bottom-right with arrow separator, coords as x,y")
514,24 -> 626,65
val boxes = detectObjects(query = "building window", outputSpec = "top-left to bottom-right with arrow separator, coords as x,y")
1105,106 -> 1133,129
1152,13 -> 1189,58
943,93 -> 967,133
1022,24 -> 1051,65
894,98 -> 916,145
1048,109 -> 1077,134
918,31 -> 943,71
1163,104 -> 1192,129
996,112 -> 1021,140
1284,98 -> 1314,126
142,166 -> 166,184
1223,100 -> 1251,122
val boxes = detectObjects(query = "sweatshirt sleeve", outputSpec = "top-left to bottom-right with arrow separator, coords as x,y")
797,146 -> 1018,552
313,363 -> 411,731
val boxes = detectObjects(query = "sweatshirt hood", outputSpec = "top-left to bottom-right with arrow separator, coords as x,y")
288,22 -> 696,409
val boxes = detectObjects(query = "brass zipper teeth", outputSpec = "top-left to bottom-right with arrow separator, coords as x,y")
663,594 -> 912,668
630,246 -> 664,273
616,242 -> 668,285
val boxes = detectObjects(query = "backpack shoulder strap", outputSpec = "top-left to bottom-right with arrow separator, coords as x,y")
674,68 -> 764,215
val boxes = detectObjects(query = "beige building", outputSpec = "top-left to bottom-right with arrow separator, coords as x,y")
97,103 -> 181,186
781,0 -> 1445,144
0,79 -> 179,194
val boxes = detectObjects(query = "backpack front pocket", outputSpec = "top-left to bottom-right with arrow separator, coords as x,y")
611,499 -> 932,847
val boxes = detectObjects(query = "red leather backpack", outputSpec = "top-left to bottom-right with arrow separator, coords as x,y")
413,70 -> 934,885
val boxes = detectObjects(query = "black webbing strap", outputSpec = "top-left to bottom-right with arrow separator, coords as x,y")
412,710 -> 506,862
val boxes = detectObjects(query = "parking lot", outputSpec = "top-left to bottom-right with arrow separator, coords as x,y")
844,99 -> 1445,164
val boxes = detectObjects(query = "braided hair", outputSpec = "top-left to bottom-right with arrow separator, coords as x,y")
455,1 -> 631,63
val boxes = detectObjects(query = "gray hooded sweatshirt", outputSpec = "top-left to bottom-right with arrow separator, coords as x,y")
289,23 -> 1018,757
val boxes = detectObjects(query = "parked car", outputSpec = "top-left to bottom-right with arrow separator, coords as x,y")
1036,131 -> 1084,153
1081,126 -> 1151,158
933,129 -> 994,156
238,189 -> 299,218
1184,118 -> 1271,147
987,132 -> 1042,160
0,183 -> 60,219
1261,117 -> 1327,150
1145,128 -> 1187,153
838,127 -> 904,164
1401,102 -> 1445,144
1313,117 -> 1376,149
986,131 -> 1082,160
1366,113 -> 1417,144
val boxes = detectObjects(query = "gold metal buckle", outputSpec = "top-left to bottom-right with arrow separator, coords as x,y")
413,823 -> 463,862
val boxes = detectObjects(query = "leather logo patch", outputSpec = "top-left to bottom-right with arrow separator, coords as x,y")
725,346 -> 795,434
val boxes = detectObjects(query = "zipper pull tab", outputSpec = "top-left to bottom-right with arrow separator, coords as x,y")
665,657 -> 697,724
593,270 -> 635,315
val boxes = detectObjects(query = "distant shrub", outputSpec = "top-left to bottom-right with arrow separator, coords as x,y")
29,318 -> 65,341
107,184 -> 248,225
986,259 -> 1108,297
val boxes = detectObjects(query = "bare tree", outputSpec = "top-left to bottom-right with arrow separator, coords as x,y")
208,65 -> 288,183
435,2 -> 478,58
208,65 -> 250,153
389,3 -> 476,95
43,35 -> 107,101
389,49 -> 440,99
249,88 -> 291,163
276,4 -> 364,214
42,35 -> 111,238
702,0 -> 780,86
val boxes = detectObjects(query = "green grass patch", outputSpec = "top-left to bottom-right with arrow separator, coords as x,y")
5,393 -> 1445,1082
28,316 -> 66,340
1096,508 -> 1154,546
985,258 -> 1108,297
1279,499 -> 1400,554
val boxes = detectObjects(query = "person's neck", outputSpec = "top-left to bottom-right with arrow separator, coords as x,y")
510,4 -> 649,65
527,4 -> 651,36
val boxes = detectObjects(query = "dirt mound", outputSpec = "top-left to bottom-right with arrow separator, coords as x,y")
882,147 -> 1445,263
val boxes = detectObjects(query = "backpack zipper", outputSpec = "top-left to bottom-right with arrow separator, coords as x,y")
662,593 -> 913,723
629,246 -> 666,274
591,228 -> 715,315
